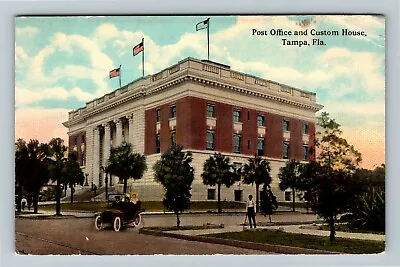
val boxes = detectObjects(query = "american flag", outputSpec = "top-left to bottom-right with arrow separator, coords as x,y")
109,67 -> 120,79
133,40 -> 144,56
196,18 -> 209,31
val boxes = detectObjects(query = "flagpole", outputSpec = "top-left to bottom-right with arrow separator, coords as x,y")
142,38 -> 145,77
207,18 -> 210,60
119,65 -> 122,88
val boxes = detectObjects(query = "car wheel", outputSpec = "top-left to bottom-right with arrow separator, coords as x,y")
114,216 -> 121,232
133,214 -> 141,227
95,215 -> 102,230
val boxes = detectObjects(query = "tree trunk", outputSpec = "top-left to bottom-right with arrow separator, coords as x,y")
292,187 -> 296,212
123,178 -> 128,194
105,174 -> 108,201
217,183 -> 221,213
33,189 -> 39,214
175,211 -> 181,228
16,184 -> 22,212
56,179 -> 61,216
70,185 -> 74,204
256,183 -> 260,213
329,215 -> 335,242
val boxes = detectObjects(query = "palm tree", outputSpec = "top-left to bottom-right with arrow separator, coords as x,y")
48,138 -> 67,216
107,142 -> 147,194
61,152 -> 85,203
15,139 -> 50,213
153,145 -> 194,227
202,153 -> 239,213
278,159 -> 302,212
242,155 -> 272,213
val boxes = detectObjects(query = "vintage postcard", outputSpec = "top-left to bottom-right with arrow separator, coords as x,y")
15,15 -> 385,255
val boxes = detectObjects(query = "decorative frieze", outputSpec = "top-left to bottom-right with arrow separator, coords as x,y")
231,71 -> 244,81
255,79 -> 269,87
203,64 -> 219,74
109,91 -> 115,99
152,72 -> 164,81
169,65 -> 180,74
281,86 -> 292,94
97,97 -> 104,104
301,92 -> 310,98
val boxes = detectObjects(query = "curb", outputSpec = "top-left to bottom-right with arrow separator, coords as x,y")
138,228 -> 339,254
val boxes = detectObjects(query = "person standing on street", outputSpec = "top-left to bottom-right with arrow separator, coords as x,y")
246,194 -> 256,228
21,196 -> 27,211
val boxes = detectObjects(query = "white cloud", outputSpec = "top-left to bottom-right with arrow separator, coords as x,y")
15,26 -> 38,36
15,86 -> 69,106
15,46 -> 28,62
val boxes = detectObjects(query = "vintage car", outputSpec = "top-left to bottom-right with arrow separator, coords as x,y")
94,193 -> 145,232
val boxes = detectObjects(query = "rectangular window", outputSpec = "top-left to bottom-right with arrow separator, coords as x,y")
170,130 -> 176,147
207,104 -> 215,118
207,189 -> 216,200
257,138 -> 265,156
247,111 -> 250,120
82,135 -> 85,144
283,141 -> 290,159
233,134 -> 241,153
206,130 -> 215,150
156,109 -> 161,122
81,153 -> 85,166
303,123 -> 309,135
74,137 -> 78,145
285,191 -> 291,201
234,190 -> 243,202
247,140 -> 250,150
233,109 -> 241,122
170,105 -> 177,118
156,134 -> 161,153
303,145 -> 308,161
283,119 -> 290,132
257,115 -> 265,126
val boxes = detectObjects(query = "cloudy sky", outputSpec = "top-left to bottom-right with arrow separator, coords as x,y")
15,15 -> 385,169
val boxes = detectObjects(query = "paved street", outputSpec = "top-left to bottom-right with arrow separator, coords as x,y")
15,216 -> 272,255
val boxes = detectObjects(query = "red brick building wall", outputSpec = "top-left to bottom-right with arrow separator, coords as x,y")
144,96 -> 315,161
265,112 -> 283,158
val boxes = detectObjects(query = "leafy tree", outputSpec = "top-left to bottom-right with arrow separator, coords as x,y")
108,142 -> 147,194
48,138 -> 67,216
61,152 -> 85,203
201,153 -> 239,213
278,159 -> 302,212
297,160 -> 325,213
316,112 -> 362,173
15,139 -> 50,213
346,165 -> 385,231
241,155 -> 272,213
153,145 -> 194,227
260,184 -> 278,222
299,160 -> 354,242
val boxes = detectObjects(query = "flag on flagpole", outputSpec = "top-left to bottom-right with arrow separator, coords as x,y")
133,40 -> 144,56
196,18 -> 209,31
109,67 -> 120,79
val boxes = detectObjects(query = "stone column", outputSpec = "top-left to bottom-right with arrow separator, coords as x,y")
93,126 -> 100,186
103,123 -> 111,166
128,114 -> 135,149
115,119 -> 123,146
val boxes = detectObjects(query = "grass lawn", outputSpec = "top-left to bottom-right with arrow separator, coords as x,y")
204,229 -> 385,254
320,224 -> 385,235
39,201 -> 245,213
145,225 -> 224,231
